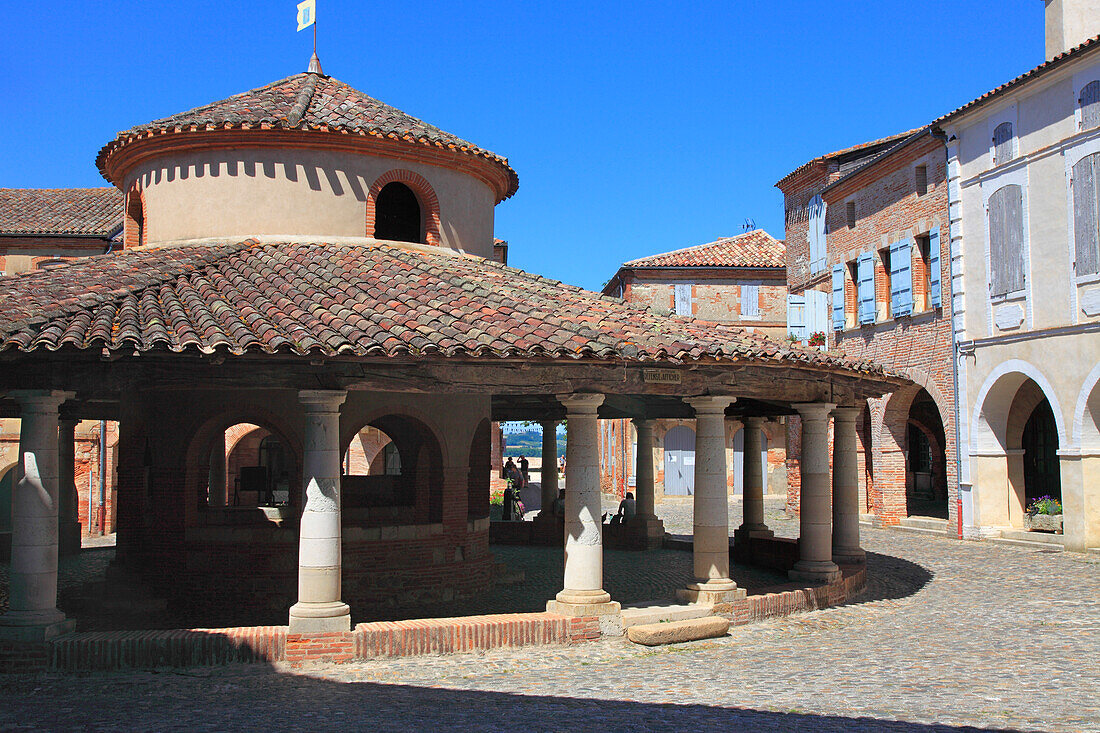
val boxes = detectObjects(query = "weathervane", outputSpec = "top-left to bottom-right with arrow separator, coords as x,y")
297,0 -> 322,74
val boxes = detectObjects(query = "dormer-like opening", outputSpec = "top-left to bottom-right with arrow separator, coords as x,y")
375,182 -> 422,243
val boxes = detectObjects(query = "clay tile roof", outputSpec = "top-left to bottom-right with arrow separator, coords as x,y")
96,73 -> 518,199
0,239 -> 887,377
0,188 -> 123,237
775,128 -> 923,188
936,35 -> 1100,125
623,230 -> 786,269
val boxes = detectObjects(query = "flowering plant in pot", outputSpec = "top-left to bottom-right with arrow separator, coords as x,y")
1024,495 -> 1063,533
807,331 -> 827,348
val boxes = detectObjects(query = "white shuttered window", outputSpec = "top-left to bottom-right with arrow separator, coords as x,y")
988,184 -> 1025,297
674,284 -> 692,315
740,284 -> 760,318
787,294 -> 806,340
1073,152 -> 1100,277
1081,80 -> 1100,130
993,122 -> 1015,165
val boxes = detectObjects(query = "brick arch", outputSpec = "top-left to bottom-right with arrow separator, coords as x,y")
875,376 -> 951,522
365,169 -> 441,247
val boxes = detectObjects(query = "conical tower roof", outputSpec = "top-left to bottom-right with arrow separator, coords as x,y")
96,72 -> 518,200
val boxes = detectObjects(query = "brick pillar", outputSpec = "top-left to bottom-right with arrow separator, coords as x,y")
831,406 -> 865,564
547,393 -> 619,619
57,417 -> 82,556
790,402 -> 842,584
0,390 -> 76,641
289,390 -> 350,633
678,396 -> 744,604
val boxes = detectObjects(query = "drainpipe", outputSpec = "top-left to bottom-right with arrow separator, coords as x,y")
98,420 -> 107,535
933,127 -> 965,539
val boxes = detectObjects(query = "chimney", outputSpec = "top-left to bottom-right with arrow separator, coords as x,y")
1044,0 -> 1100,59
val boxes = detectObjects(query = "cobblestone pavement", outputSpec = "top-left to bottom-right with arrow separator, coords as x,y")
2,499 -> 1099,732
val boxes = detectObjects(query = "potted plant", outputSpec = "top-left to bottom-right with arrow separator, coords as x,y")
1024,495 -> 1063,533
807,331 -> 827,350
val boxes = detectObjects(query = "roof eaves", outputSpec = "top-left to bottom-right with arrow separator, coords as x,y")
821,127 -> 935,196
935,34 -> 1100,126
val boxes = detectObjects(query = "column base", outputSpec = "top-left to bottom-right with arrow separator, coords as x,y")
734,524 -> 774,541
626,515 -> 666,550
546,589 -> 621,617
832,547 -> 866,565
677,580 -> 746,604
0,614 -> 75,642
788,560 -> 842,584
288,601 -> 352,633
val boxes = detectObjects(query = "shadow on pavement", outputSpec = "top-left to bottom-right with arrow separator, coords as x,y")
859,550 -> 934,603
0,669 -> 1018,732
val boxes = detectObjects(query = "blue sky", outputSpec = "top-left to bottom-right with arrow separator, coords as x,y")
1,1 -> 1046,290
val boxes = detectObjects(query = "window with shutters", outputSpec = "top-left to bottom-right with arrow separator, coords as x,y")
831,265 -> 845,331
740,283 -> 760,319
807,195 -> 827,274
914,235 -> 932,311
988,184 -> 1026,297
915,165 -> 928,196
1080,80 -> 1100,130
674,283 -> 693,315
845,261 -> 859,328
787,294 -> 807,340
877,247 -> 892,320
857,254 -> 876,325
993,122 -> 1015,166
889,239 -> 913,318
1072,152 -> 1100,277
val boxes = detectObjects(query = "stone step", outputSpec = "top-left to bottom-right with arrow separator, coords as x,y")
897,516 -> 949,533
998,528 -> 1065,546
1088,547 -> 1100,556
987,536 -> 1064,551
620,602 -> 715,629
626,616 -> 730,646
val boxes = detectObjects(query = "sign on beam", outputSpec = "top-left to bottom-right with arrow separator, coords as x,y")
642,369 -> 681,384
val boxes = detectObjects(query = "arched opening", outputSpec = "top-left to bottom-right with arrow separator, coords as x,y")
341,415 -> 443,524
1021,398 -> 1061,507
468,419 -> 491,520
374,182 -> 422,243
905,389 -> 948,519
125,189 -> 145,249
0,463 -> 15,551
220,423 -> 296,506
663,425 -> 695,496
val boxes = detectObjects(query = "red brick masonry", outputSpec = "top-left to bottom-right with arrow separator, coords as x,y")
1,569 -> 866,673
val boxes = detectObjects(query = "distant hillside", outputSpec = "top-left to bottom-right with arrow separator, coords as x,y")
503,429 -> 566,458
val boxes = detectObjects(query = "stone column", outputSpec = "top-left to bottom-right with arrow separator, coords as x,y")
208,433 -> 227,507
627,418 -> 664,549
738,416 -> 772,537
790,403 -> 842,583
57,417 -> 82,556
678,396 -> 744,604
536,419 -> 558,520
547,393 -> 619,618
832,406 -> 866,564
0,390 -> 76,641
289,390 -> 350,632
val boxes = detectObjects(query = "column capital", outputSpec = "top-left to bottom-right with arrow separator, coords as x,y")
685,395 -> 735,414
831,406 -> 862,422
792,402 -> 836,422
57,416 -> 80,429
556,392 -> 604,414
631,417 -> 655,431
8,390 -> 74,412
298,389 -> 347,411
743,415 -> 766,428
538,418 -> 558,429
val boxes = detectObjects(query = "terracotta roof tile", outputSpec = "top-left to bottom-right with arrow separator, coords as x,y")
96,73 -> 518,199
0,188 -> 123,237
0,239 -> 886,377
775,128 -> 923,188
623,230 -> 785,269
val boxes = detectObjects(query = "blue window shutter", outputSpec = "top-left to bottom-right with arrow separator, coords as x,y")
858,253 -> 875,324
890,239 -> 913,316
929,227 -> 942,308
787,294 -> 806,339
831,264 -> 845,331
808,196 -> 827,274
